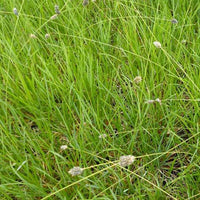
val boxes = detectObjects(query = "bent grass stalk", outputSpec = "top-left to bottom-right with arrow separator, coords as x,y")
41,163 -> 118,200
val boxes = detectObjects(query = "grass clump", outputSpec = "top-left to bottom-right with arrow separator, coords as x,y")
0,0 -> 200,199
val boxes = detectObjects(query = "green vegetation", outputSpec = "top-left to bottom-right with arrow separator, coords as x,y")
0,0 -> 200,199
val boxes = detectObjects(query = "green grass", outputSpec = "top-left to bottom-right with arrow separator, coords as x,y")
0,0 -> 200,199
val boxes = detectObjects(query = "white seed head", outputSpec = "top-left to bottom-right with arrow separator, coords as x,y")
99,134 -> 107,139
153,41 -> 162,48
55,5 -> 60,14
171,18 -> 178,24
134,76 -> 142,84
119,155 -> 135,167
30,34 -> 37,39
50,14 -> 58,20
155,98 -> 162,105
45,33 -> 50,39
145,100 -> 155,104
60,145 -> 68,150
181,39 -> 187,44
68,167 -> 84,176
83,0 -> 89,6
13,8 -> 18,16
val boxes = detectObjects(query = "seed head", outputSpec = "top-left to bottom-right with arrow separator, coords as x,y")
145,100 -> 155,104
50,14 -> 58,20
55,5 -> 60,14
181,39 -> 187,44
60,145 -> 68,150
146,98 -> 161,105
119,155 -> 135,167
13,8 -> 18,16
99,134 -> 107,139
30,34 -> 37,39
155,98 -> 162,105
134,76 -> 142,84
83,0 -> 89,6
153,41 -> 161,48
171,18 -> 178,24
68,167 -> 84,176
45,33 -> 50,39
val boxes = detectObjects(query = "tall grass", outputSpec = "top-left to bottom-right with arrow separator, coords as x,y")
0,0 -> 200,199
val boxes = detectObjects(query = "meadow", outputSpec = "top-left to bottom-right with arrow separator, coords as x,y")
0,0 -> 200,199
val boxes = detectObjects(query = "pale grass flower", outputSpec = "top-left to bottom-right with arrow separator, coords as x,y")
145,100 -> 155,104
13,8 -> 18,16
146,98 -> 161,105
30,34 -> 37,39
134,76 -> 142,84
50,14 -> 58,20
119,155 -> 135,167
153,41 -> 161,48
83,0 -> 89,6
171,18 -> 178,24
155,98 -> 162,105
99,134 -> 107,139
60,145 -> 68,150
45,33 -> 50,39
55,5 -> 60,14
181,40 -> 187,44
68,167 -> 84,176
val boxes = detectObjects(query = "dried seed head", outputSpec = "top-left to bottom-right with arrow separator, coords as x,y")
181,39 -> 187,44
60,145 -> 68,150
50,14 -> 58,20
119,155 -> 135,167
13,8 -> 18,16
134,76 -> 142,84
171,18 -> 178,24
153,41 -> 162,48
145,100 -> 155,104
45,33 -> 50,39
55,5 -> 60,14
155,98 -> 162,105
68,167 -> 84,176
83,0 -> 89,6
99,134 -> 107,139
30,34 -> 37,39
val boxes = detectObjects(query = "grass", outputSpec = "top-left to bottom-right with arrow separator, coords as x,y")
0,0 -> 200,199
